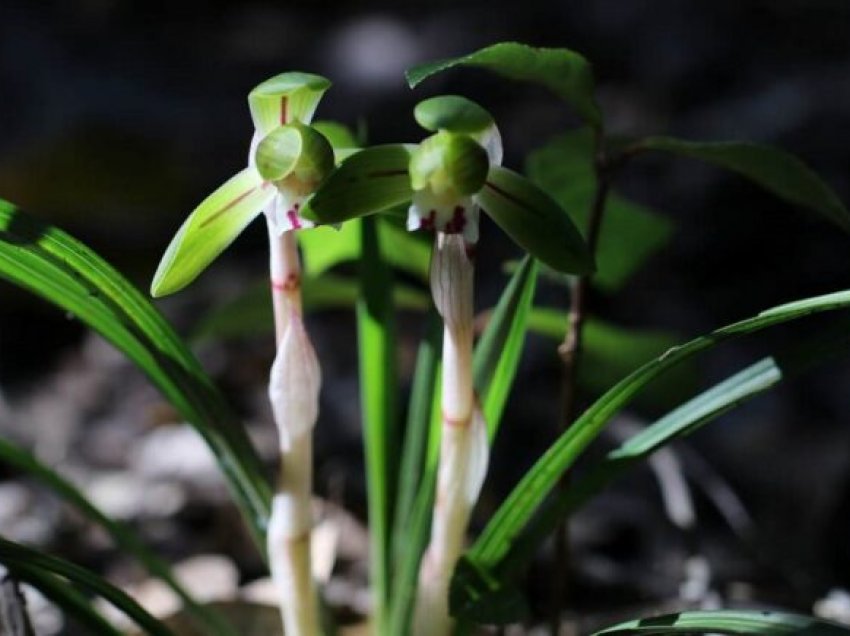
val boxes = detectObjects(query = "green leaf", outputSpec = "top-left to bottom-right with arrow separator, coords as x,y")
0,201 -> 271,551
151,168 -> 274,297
478,166 -> 594,274
406,42 -> 601,128
473,256 -> 539,437
463,286 -> 850,590
527,129 -> 673,291
594,609 -> 850,634
357,216 -> 400,635
248,72 -> 331,134
414,96 -> 494,134
640,137 -> 850,233
298,217 -> 431,281
388,309 -> 442,636
300,145 -> 415,224
0,537 -> 176,636
0,436 -> 236,636
4,565 -> 123,636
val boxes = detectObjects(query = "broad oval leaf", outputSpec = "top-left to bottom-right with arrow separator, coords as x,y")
151,168 -> 275,297
641,137 -> 850,233
414,95 -> 494,134
300,144 -> 415,224
407,42 -> 601,129
478,165 -> 594,274
594,609 -> 850,635
248,72 -> 331,135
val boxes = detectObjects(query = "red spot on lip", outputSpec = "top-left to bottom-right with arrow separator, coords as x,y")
286,209 -> 302,229
444,206 -> 467,233
419,209 -> 437,231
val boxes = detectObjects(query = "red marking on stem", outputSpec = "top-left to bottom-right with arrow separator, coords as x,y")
280,96 -> 288,125
442,411 -> 471,428
286,209 -> 302,229
200,186 -> 258,228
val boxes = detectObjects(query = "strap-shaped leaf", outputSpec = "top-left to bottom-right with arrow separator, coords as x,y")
407,42 -> 601,129
0,538 -> 176,636
414,95 -> 494,134
478,166 -> 594,274
461,286 -> 850,591
473,256 -> 539,437
0,436 -> 236,636
0,202 -> 271,551
151,168 -> 274,297
300,145 -> 415,224
641,137 -> 850,233
594,609 -> 850,635
248,72 -> 331,135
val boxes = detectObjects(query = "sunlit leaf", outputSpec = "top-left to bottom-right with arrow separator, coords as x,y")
527,129 -> 673,291
357,216 -> 399,634
0,202 -> 271,551
594,609 -> 850,634
478,166 -> 593,274
641,137 -> 850,233
248,72 -> 331,135
298,217 -> 431,281
300,145 -> 415,224
151,168 -> 274,297
407,42 -> 601,128
473,256 -> 539,437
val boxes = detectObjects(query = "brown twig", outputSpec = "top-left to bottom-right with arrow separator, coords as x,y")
549,128 -> 614,635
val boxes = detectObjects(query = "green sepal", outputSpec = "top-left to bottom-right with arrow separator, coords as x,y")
414,95 -> 494,135
151,168 -> 274,297
300,144 -> 415,224
409,132 -> 489,196
248,72 -> 331,135
478,165 -> 594,274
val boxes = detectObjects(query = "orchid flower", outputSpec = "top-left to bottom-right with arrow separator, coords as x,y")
303,94 -> 593,636
150,72 -> 340,636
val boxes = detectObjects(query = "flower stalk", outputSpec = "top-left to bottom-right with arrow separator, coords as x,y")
266,216 -> 321,636
414,233 -> 489,636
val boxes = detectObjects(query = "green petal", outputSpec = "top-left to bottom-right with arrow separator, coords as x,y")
414,95 -> 494,134
151,168 -> 274,297
300,144 -> 415,224
248,72 -> 332,135
478,166 -> 594,274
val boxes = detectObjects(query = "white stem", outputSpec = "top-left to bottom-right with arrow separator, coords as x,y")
266,218 -> 319,636
414,234 -> 489,636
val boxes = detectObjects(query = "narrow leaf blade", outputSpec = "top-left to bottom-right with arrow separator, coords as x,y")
594,609 -> 850,635
473,256 -> 539,437
479,166 -> 594,274
406,42 -> 601,128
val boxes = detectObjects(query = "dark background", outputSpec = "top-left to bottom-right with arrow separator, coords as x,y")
1,0 -> 850,630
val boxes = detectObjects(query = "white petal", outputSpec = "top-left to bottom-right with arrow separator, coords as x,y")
477,124 -> 503,166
